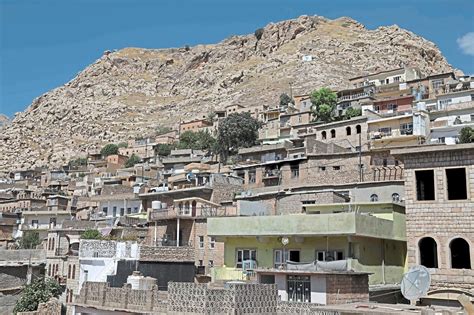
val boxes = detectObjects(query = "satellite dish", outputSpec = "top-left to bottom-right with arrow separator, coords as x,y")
281,237 -> 289,246
401,265 -> 431,301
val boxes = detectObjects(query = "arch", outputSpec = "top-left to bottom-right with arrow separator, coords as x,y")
356,125 -> 361,134
321,131 -> 327,140
419,237 -> 438,268
450,238 -> 471,269
51,238 -> 55,250
346,126 -> 352,136
330,129 -> 336,138
370,194 -> 378,202
391,193 -> 400,202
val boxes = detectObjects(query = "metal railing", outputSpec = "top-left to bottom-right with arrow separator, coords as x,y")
149,206 -> 233,220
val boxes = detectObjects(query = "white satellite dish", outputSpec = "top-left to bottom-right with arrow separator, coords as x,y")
401,265 -> 431,301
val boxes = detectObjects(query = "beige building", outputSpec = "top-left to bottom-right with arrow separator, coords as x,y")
392,144 -> 474,305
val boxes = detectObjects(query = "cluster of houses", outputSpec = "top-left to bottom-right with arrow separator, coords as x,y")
0,67 -> 473,314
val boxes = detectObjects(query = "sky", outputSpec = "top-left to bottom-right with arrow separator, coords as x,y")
1,0 -> 473,118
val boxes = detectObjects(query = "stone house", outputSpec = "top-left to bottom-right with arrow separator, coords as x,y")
349,67 -> 422,88
392,144 -> 474,305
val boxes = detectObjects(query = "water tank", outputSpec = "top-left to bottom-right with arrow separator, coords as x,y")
152,201 -> 161,210
127,271 -> 142,290
139,277 -> 157,290
161,202 -> 167,209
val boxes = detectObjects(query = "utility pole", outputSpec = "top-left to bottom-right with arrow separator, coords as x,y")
358,132 -> 362,182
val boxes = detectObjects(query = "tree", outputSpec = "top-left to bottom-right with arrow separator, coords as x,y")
310,87 -> 337,123
177,130 -> 216,152
13,278 -> 62,314
279,93 -> 294,106
217,112 -> 263,162
100,143 -> 119,157
155,126 -> 172,136
458,127 -> 474,143
68,157 -> 87,169
19,231 -> 41,249
155,143 -> 173,156
117,142 -> 128,148
344,107 -> 362,119
254,28 -> 264,41
125,154 -> 141,168
81,229 -> 102,240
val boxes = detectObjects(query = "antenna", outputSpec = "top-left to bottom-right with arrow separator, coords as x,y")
401,265 -> 431,302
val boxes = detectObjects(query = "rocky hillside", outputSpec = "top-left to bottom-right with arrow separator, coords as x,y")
0,15 -> 456,171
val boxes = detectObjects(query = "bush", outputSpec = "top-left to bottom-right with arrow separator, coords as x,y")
100,144 -> 119,157
155,143 -> 173,156
279,93 -> 294,106
344,107 -> 362,119
125,154 -> 141,168
310,88 -> 337,123
81,229 -> 102,240
19,231 -> 41,249
13,278 -> 62,314
117,142 -> 128,148
68,157 -> 87,169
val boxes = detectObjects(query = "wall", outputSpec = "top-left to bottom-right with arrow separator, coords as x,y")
398,146 -> 474,292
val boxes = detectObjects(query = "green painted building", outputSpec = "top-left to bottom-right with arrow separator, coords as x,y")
208,202 -> 407,286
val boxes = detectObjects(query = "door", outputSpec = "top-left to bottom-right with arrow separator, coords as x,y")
191,200 -> 197,217
287,275 -> 311,303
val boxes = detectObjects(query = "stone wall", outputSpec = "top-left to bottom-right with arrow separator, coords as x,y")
140,245 -> 195,262
211,174 -> 243,204
167,282 -> 278,314
0,249 -> 46,263
17,298 -> 61,315
398,147 -> 474,292
79,240 -> 138,259
325,274 -> 369,305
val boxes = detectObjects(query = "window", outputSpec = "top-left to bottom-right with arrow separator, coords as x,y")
127,208 -> 131,214
133,207 -> 139,213
198,260 -> 203,266
330,129 -> 336,138
208,260 -> 214,267
393,76 -> 401,82
248,170 -> 256,184
321,131 -> 327,140
209,237 -> 216,249
198,236 -> 204,248
316,250 -> 344,262
446,168 -> 467,200
333,166 -> 340,170
274,249 -> 300,268
356,125 -> 361,134
290,165 -> 299,178
432,79 -> 443,90
450,238 -> 471,269
383,159 -> 388,167
370,194 -> 379,202
32,220 -> 38,228
346,127 -> 351,136
419,237 -> 438,268
392,193 -> 400,202
102,207 -> 108,215
68,265 -> 71,279
236,249 -> 257,268
72,264 -> 76,279
112,206 -> 117,217
120,208 -> 125,216
439,99 -> 452,109
319,166 -> 326,171
50,218 -> 56,227
415,170 -> 435,201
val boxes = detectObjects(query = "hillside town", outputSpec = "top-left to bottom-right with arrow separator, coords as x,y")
1,66 -> 473,314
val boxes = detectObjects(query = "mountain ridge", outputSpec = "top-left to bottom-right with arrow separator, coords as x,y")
0,15 -> 456,171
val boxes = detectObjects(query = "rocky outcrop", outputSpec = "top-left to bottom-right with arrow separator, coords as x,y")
0,15 -> 455,171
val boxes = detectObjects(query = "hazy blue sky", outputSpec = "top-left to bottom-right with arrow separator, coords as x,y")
1,0 -> 473,117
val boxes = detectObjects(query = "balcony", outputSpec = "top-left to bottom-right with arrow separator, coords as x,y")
208,212 -> 406,241
263,169 -> 281,179
369,128 -> 413,140
149,205 -> 232,221
337,92 -> 370,103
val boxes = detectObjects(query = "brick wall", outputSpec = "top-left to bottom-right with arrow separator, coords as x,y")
140,245 -> 195,262
325,274 -> 369,305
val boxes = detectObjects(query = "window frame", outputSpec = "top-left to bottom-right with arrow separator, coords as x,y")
236,248 -> 257,268
444,167 -> 469,201
414,169 -> 437,202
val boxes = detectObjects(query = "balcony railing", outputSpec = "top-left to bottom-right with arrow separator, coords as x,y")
368,128 -> 413,140
263,169 -> 281,179
149,206 -> 232,221
337,91 -> 370,102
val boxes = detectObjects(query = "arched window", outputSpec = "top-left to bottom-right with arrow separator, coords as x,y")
450,238 -> 471,269
51,238 -> 55,250
392,193 -> 400,202
419,237 -> 438,268
330,129 -> 336,138
370,194 -> 378,202
72,264 -> 76,279
356,125 -> 361,134
321,131 -> 327,140
346,127 -> 351,136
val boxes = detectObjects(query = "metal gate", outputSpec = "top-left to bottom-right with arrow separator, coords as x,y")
287,275 -> 311,303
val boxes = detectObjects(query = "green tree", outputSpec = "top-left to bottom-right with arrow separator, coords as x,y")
19,231 -> 41,249
100,144 -> 119,157
217,112 -> 263,162
344,107 -> 362,119
177,130 -> 216,152
68,157 -> 87,169
13,278 -> 62,314
279,93 -> 294,106
81,229 -> 102,240
458,127 -> 474,143
117,142 -> 128,148
155,126 -> 172,136
310,87 -> 337,123
254,28 -> 264,40
155,143 -> 173,156
125,154 -> 141,168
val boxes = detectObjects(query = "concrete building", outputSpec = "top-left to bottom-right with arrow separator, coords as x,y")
208,202 -> 406,290
392,144 -> 474,306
